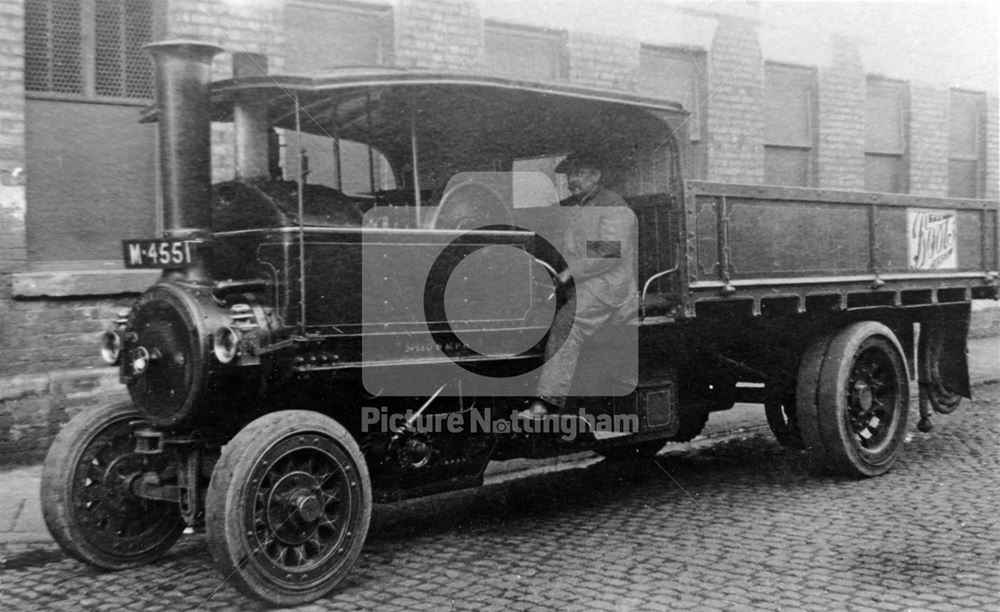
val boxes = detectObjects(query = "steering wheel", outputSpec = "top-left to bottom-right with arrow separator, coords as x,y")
430,181 -> 511,230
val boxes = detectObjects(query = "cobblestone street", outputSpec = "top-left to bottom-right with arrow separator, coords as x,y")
1,382 -> 997,610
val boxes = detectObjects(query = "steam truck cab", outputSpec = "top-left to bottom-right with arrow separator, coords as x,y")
41,41 -> 999,606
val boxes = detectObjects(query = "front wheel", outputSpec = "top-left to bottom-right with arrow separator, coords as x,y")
41,403 -> 185,569
798,322 -> 910,477
205,411 -> 372,606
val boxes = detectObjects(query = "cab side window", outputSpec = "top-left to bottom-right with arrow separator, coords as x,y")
283,131 -> 396,195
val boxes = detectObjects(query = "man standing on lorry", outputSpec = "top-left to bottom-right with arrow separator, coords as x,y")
522,151 -> 639,420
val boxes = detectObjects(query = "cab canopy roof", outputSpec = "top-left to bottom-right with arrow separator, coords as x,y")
143,68 -> 687,163
239,71 -> 680,167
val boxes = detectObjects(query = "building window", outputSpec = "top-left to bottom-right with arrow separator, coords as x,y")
485,21 -> 567,81
865,77 -> 908,193
25,0 -> 157,100
764,63 -> 816,187
948,89 -> 986,198
285,1 -> 393,71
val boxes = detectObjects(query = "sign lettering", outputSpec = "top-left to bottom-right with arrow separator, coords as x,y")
122,239 -> 200,269
907,209 -> 957,270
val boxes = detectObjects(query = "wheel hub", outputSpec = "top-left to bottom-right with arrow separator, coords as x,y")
267,472 -> 324,545
56,409 -> 184,563
292,490 -> 323,523
851,380 -> 874,412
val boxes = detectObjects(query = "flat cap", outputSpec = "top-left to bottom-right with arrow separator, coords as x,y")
554,151 -> 606,174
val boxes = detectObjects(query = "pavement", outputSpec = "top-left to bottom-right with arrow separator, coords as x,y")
1,335 -> 995,549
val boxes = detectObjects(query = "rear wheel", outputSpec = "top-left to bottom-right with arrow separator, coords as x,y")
764,396 -> 804,448
205,411 -> 371,606
919,326 -> 963,414
798,322 -> 909,477
41,403 -> 185,569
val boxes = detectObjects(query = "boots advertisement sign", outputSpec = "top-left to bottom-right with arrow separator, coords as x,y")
908,208 -> 957,270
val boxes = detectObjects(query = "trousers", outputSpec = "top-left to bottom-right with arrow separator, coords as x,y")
536,287 -> 637,409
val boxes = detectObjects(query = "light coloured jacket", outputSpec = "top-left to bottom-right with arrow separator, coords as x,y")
562,186 -> 637,307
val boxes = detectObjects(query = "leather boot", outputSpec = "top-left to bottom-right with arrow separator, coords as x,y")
519,398 -> 553,420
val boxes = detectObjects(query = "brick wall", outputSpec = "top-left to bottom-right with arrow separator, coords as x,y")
396,0 -> 483,72
0,0 -> 28,389
568,32 -> 637,91
2,296 -> 135,376
706,17 -> 764,184
0,0 -> 26,278
816,35 -> 865,190
909,84 -> 950,196
985,94 -> 998,201
0,368 -> 128,464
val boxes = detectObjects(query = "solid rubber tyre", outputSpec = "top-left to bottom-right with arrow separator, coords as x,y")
764,397 -> 804,448
41,402 -> 185,569
919,326 -> 963,414
205,410 -> 372,606
802,322 -> 909,477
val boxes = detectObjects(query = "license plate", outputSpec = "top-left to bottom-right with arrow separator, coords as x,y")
122,239 -> 200,269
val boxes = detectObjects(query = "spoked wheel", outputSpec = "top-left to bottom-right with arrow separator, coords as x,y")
799,322 -> 909,477
206,411 -> 372,606
764,396 -> 804,448
41,403 -> 185,569
431,181 -> 511,230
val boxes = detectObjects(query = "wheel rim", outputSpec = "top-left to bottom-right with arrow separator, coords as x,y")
245,434 -> 363,588
844,343 -> 902,456
70,417 -> 180,558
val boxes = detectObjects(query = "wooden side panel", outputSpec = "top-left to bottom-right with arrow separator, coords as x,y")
686,181 -> 1000,284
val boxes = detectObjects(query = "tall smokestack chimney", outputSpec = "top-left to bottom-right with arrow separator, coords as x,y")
145,40 -> 224,241
232,52 -> 271,180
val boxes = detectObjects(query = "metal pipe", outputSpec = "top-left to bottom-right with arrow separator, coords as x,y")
366,92 -> 376,194
144,40 -> 223,240
333,134 -> 343,191
232,52 -> 270,180
409,106 -> 422,227
295,95 -> 307,332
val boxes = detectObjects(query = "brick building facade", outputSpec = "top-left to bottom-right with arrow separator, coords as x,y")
0,0 -> 997,462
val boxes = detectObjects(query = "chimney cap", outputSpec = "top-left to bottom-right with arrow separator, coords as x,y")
143,39 -> 225,59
